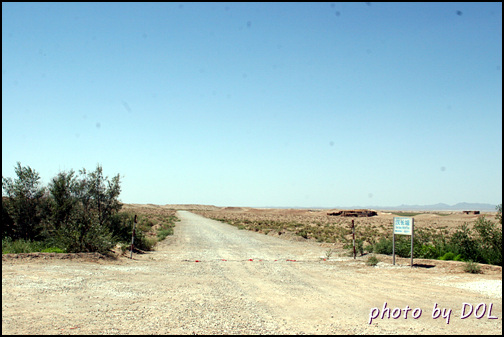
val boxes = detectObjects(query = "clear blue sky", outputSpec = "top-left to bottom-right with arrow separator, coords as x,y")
2,2 -> 502,208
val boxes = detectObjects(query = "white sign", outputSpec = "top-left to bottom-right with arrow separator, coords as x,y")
394,217 -> 413,235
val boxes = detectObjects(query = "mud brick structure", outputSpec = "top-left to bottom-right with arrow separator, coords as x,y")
327,209 -> 378,217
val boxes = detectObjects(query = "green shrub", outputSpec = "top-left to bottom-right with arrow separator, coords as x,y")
2,238 -> 42,254
473,216 -> 502,266
2,238 -> 65,254
449,223 -> 479,262
463,261 -> 482,274
366,256 -> 379,266
418,244 -> 438,259
373,237 -> 392,255
157,228 -> 174,241
438,252 -> 456,261
41,247 -> 65,253
356,239 -> 364,255
297,230 -> 309,239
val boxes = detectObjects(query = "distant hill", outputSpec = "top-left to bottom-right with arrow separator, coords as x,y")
277,203 -> 499,212
123,203 -> 499,212
361,203 -> 498,211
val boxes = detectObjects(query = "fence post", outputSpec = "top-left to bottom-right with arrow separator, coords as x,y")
130,214 -> 137,259
352,220 -> 356,259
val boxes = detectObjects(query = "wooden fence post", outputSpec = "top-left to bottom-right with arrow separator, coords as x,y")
130,214 -> 137,259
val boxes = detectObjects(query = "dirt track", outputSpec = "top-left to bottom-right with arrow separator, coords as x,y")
2,211 -> 502,334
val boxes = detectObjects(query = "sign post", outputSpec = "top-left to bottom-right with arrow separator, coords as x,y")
130,214 -> 137,259
393,217 -> 414,267
352,220 -> 356,259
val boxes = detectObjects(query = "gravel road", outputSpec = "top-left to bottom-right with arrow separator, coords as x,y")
2,211 -> 502,334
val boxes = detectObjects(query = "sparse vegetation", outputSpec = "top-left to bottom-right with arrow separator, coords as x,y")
366,255 -> 379,266
463,261 -> 482,274
193,204 -> 502,266
392,212 -> 422,217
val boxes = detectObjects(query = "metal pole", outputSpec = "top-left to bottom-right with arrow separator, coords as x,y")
352,220 -> 356,259
410,218 -> 414,267
130,214 -> 137,259
393,233 -> 396,266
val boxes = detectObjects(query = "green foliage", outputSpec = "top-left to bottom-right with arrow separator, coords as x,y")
2,237 -> 64,254
2,203 -> 15,238
370,215 -> 502,266
373,237 -> 393,255
296,230 -> 309,239
418,244 -> 438,259
3,163 -> 125,254
157,228 -> 174,241
356,238 -> 364,255
453,254 -> 463,261
438,252 -> 456,260
45,165 -> 122,254
132,229 -> 155,251
463,261 -> 482,274
448,223 -> 479,262
2,162 -> 47,240
47,170 -> 78,232
473,216 -> 502,265
41,247 -> 65,253
154,214 -> 176,243
366,255 -> 379,266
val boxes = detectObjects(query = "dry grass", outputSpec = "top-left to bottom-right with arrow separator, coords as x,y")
120,204 -> 178,243
192,207 -> 495,249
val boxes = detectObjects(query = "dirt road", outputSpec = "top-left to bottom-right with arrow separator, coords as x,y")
2,211 -> 502,334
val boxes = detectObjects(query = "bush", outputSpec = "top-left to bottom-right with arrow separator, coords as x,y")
157,228 -> 174,241
2,162 -> 47,240
449,223 -> 479,262
438,252 -> 456,261
2,238 -> 64,254
297,230 -> 309,239
41,247 -> 65,253
2,238 -> 42,254
463,261 -> 482,274
51,219 -> 115,254
418,244 -> 438,259
373,237 -> 393,255
454,254 -> 464,261
366,256 -> 379,266
473,216 -> 502,266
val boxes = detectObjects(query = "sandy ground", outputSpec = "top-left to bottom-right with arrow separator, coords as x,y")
2,211 -> 501,334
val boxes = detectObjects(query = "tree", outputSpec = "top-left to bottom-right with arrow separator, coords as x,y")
49,165 -> 123,253
47,170 -> 78,231
2,162 -> 46,240
474,215 -> 502,265
2,203 -> 15,238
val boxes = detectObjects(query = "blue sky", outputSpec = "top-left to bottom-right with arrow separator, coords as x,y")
2,2 -> 502,208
